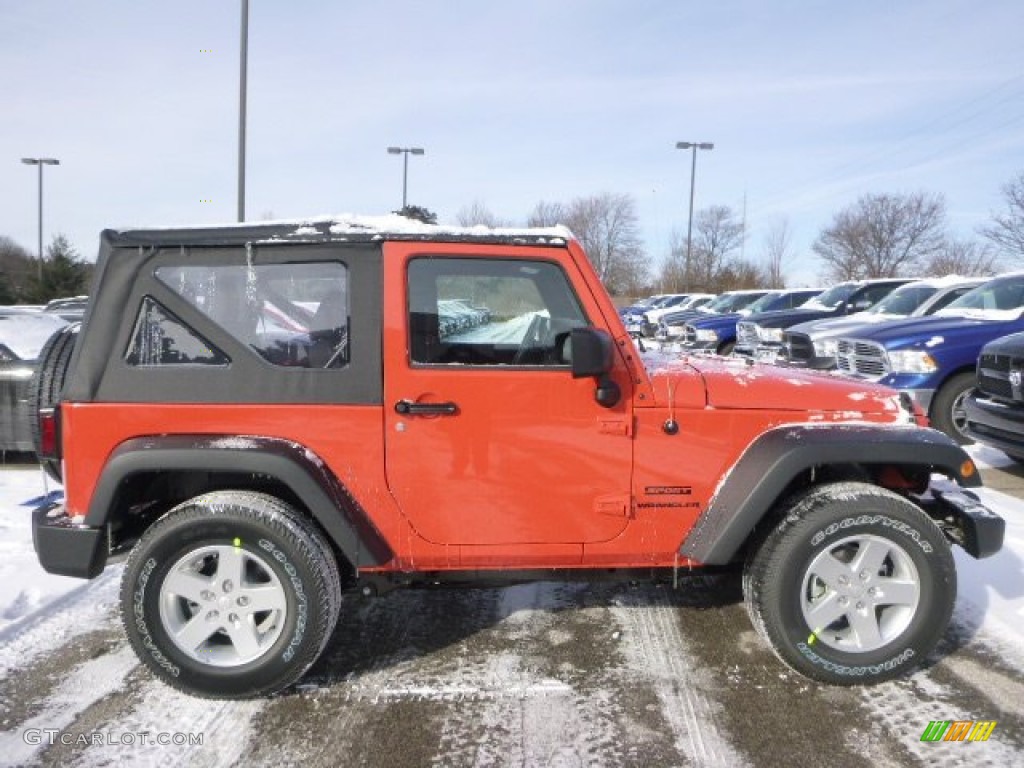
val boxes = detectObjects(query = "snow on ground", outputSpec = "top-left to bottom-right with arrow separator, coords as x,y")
0,468 -> 77,631
1,447 -> 1021,663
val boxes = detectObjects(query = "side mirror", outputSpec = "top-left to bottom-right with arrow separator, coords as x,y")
569,327 -> 621,408
569,327 -> 614,379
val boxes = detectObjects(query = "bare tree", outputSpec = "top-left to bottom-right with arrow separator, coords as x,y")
813,192 -> 946,281
690,205 -> 744,290
456,200 -> 512,228
760,219 -> 793,288
715,258 -> 770,291
923,238 -> 1000,277
656,230 -> 688,293
981,171 -> 1024,261
528,194 -> 648,295
526,200 -> 568,228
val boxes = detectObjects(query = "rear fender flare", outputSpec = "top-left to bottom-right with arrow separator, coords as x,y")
85,435 -> 392,567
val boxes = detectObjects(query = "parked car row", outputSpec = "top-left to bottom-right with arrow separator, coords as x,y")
438,298 -> 492,338
0,296 -> 88,451
638,273 -> 1024,457
0,309 -> 72,451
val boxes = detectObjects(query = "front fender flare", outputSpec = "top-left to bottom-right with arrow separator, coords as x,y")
679,424 -> 978,565
85,434 -> 393,567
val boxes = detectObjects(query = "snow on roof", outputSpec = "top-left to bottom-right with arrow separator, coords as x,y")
113,212 -> 573,243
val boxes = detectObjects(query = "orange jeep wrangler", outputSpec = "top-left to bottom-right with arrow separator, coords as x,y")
31,216 -> 1004,698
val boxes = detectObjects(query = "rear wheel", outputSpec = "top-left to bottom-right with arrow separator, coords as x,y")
743,482 -> 955,685
121,491 -> 342,699
28,324 -> 79,482
929,372 -> 976,445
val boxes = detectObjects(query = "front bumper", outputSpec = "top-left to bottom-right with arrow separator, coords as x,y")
925,487 -> 1005,559
33,503 -> 108,578
965,393 -> 1024,461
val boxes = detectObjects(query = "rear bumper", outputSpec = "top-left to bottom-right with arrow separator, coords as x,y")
33,503 -> 108,578
965,393 -> 1024,461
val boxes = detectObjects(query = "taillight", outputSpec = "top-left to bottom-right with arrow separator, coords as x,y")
38,407 -> 59,458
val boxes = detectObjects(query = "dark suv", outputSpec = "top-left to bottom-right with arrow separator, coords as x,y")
965,331 -> 1024,463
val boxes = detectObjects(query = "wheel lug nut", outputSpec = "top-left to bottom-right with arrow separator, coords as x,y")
859,571 -> 869,581
838,596 -> 848,605
228,613 -> 240,624
856,601 -> 865,610
868,587 -> 877,597
237,596 -> 250,607
201,590 -> 215,601
222,580 -> 234,593
206,610 -> 219,621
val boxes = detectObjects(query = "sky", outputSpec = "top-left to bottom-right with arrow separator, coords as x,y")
2,0 -> 1023,287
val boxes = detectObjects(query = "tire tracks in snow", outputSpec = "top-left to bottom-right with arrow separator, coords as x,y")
608,586 -> 748,768
0,567 -> 120,680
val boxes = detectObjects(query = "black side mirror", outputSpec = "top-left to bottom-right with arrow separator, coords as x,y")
570,327 -> 614,379
569,327 -> 621,408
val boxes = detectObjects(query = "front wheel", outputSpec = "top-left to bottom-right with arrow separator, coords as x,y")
930,372 -> 976,445
121,491 -> 342,699
743,482 -> 955,685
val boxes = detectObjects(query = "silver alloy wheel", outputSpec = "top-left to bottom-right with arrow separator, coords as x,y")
800,534 -> 920,653
159,544 -> 288,667
951,389 -> 970,438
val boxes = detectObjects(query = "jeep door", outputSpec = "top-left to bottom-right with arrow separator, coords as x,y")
383,242 -> 634,550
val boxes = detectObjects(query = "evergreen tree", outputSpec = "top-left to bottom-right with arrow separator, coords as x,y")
24,234 -> 93,303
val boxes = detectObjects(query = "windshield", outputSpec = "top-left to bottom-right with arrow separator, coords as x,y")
709,292 -> 766,313
865,284 -> 937,316
744,292 -> 785,313
803,283 -> 857,309
937,276 -> 1024,318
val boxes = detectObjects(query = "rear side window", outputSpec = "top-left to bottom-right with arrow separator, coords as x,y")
125,297 -> 229,366
407,258 -> 588,366
155,262 -> 349,368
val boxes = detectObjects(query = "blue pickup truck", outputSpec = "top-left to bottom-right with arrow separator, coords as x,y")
833,272 -> 1024,442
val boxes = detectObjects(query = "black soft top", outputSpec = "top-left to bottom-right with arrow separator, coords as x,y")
101,214 -> 573,249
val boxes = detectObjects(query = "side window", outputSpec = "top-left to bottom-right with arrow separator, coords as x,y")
408,258 -> 588,366
856,284 -> 896,309
155,262 -> 349,369
928,287 -> 972,312
126,297 -> 229,366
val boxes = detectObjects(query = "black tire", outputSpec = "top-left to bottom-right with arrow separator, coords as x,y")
743,481 -> 955,685
121,491 -> 342,699
28,323 -> 79,482
717,341 -> 736,357
929,372 -> 976,445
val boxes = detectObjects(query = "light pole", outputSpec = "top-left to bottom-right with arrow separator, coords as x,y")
21,157 -> 60,281
238,0 -> 249,222
387,147 -> 425,209
675,141 -> 713,291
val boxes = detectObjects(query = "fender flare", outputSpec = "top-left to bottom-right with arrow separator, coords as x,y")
85,435 -> 393,567
679,424 -> 979,565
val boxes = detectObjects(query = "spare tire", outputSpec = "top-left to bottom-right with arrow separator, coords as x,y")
29,323 -> 80,483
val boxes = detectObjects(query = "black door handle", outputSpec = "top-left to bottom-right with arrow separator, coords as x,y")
395,400 -> 458,416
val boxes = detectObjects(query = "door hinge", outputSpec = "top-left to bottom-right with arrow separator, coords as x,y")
594,495 -> 633,517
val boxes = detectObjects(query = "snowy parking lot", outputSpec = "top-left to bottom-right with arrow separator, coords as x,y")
0,452 -> 1021,767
